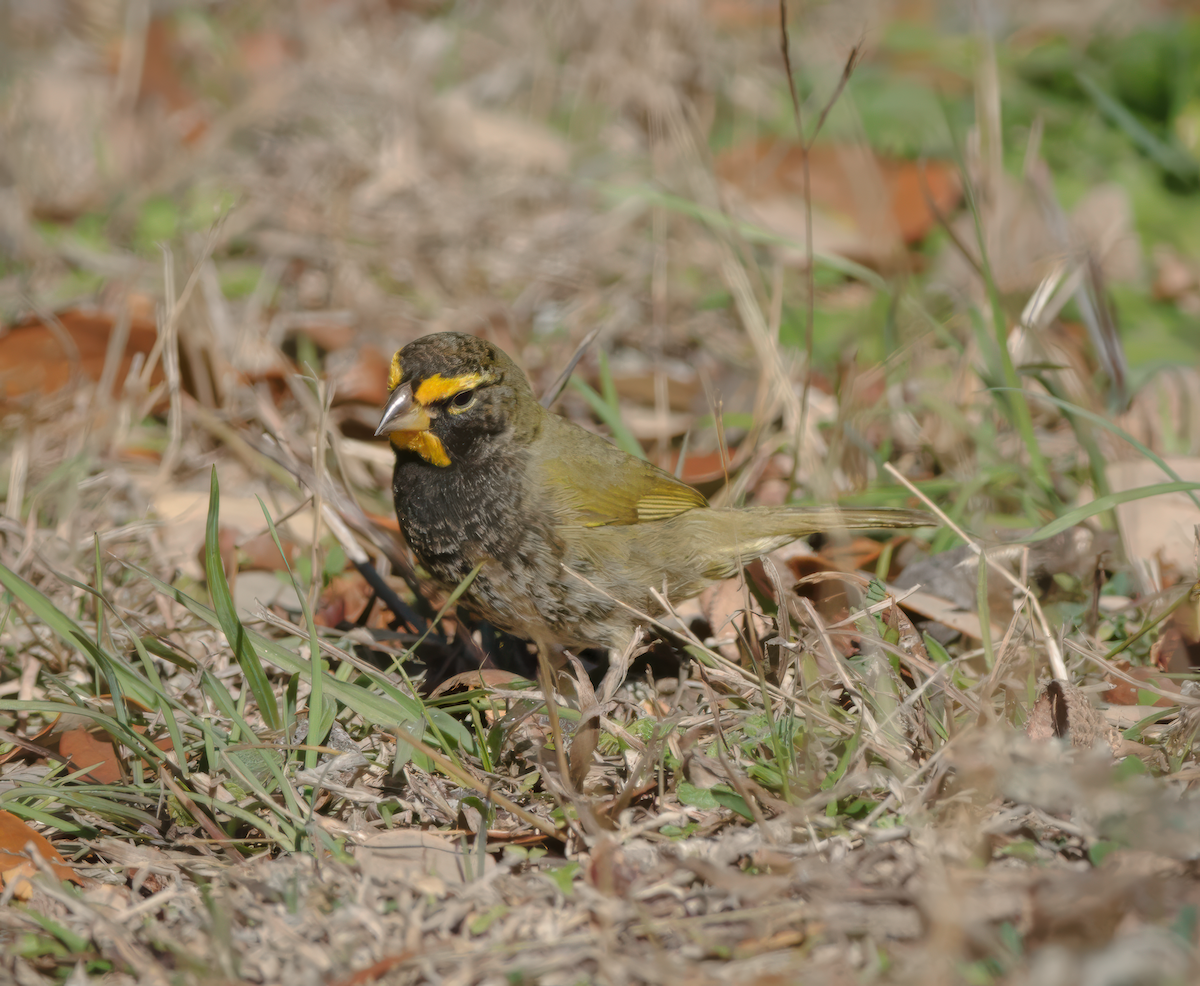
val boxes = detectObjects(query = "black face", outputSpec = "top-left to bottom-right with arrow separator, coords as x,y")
395,332 -> 535,465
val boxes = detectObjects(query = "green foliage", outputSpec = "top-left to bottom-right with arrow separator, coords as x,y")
134,197 -> 181,254
544,861 -> 580,896
570,351 -> 646,459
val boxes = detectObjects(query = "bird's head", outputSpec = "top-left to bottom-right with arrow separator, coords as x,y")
375,332 -> 536,467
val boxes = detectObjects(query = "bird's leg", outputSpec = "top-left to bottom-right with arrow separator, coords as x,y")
535,641 -> 572,785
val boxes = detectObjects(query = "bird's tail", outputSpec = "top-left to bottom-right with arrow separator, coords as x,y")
731,505 -> 935,539
681,505 -> 937,589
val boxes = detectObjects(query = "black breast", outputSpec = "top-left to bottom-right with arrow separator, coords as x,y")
392,448 -> 543,585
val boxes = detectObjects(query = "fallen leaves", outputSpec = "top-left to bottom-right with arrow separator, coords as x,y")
715,139 -> 962,269
0,810 -> 83,900
0,306 -> 162,407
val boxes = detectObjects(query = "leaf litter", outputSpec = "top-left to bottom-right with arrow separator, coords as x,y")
1,2 -> 1200,984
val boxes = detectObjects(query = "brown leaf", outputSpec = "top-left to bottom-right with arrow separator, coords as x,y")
196,526 -> 240,589
700,577 -> 771,663
330,344 -> 391,406
315,571 -> 374,628
818,536 -> 883,573
0,307 -> 163,406
705,0 -> 777,28
0,810 -> 84,898
51,695 -> 177,784
238,531 -> 300,573
133,19 -> 208,144
1103,660 -> 1179,708
0,717 -> 61,767
351,829 -> 495,886
59,725 -> 124,784
237,30 -> 296,79
715,139 -> 961,269
1107,457 -> 1200,589
585,837 -> 639,898
429,669 -> 531,699
664,447 -> 736,485
566,651 -> 601,795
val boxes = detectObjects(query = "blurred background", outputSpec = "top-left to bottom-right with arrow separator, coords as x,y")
4,0 -> 1200,650
4,4 -> 1200,982
3,0 -> 1200,600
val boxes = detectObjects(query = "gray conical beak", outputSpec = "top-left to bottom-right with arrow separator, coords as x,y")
375,381 -> 430,436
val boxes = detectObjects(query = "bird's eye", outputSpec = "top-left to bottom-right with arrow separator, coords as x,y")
451,389 -> 476,409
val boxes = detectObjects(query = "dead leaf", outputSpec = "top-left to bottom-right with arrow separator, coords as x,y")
0,307 -> 163,406
586,837 -> 639,898
0,716 -> 61,767
716,139 -> 961,269
818,536 -> 883,573
565,651 -> 600,795
131,19 -> 208,144
0,810 -> 84,898
429,669 -> 532,699
705,0 -> 777,28
52,696 -> 176,784
436,92 -> 569,174
1106,458 -> 1200,591
700,577 -> 771,663
237,30 -> 296,79
1103,660 -> 1180,708
1152,245 -> 1197,302
59,725 -> 125,785
329,344 -> 391,406
351,829 -> 495,885
238,531 -> 300,573
665,447 -> 735,485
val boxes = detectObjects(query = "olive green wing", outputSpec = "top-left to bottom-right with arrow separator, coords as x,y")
534,415 -> 707,528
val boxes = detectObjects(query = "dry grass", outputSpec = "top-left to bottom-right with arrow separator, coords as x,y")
2,1 -> 1200,984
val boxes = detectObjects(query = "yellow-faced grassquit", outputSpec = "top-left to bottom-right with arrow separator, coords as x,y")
377,332 -> 931,669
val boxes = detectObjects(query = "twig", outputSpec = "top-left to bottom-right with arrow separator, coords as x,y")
542,330 -> 601,408
883,462 -> 1068,681
777,3 -> 862,489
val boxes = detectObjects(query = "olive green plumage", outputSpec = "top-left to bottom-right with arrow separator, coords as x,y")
378,331 -> 932,657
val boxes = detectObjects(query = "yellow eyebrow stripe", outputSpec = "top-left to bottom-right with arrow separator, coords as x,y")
387,353 -> 403,392
414,372 -> 484,405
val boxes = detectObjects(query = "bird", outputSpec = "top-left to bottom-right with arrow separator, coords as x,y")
376,331 -> 933,683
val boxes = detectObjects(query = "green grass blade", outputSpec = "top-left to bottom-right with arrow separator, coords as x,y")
0,562 -> 156,714
133,566 -> 472,748
977,547 -> 995,670
113,613 -> 190,778
0,699 -> 170,775
994,388 -> 1200,511
569,376 -> 646,459
942,93 -> 1054,500
197,667 -> 305,824
1020,481 -> 1200,543
1,788 -> 161,830
256,496 -> 330,769
1076,71 -> 1199,182
204,467 -> 281,730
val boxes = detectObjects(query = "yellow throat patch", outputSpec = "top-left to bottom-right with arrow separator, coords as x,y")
391,430 -> 451,467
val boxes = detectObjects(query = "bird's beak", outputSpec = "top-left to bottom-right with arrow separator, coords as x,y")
375,381 -> 429,437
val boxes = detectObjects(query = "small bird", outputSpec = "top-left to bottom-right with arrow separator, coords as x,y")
377,332 -> 931,676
